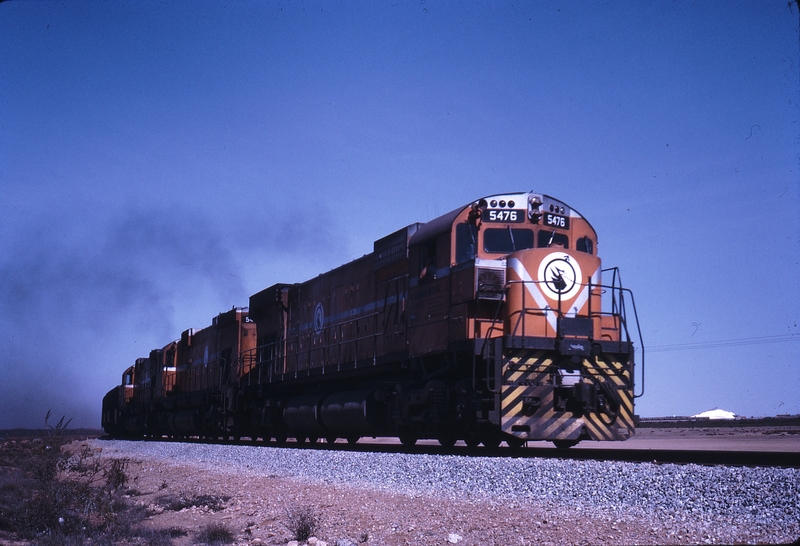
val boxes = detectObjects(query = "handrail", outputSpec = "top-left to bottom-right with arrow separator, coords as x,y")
246,310 -> 383,384
242,274 -> 645,397
505,277 -> 630,336
503,276 -> 645,396
601,267 -> 645,398
476,297 -> 505,394
624,287 -> 645,398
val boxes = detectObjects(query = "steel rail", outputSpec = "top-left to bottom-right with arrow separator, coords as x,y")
115,436 -> 800,469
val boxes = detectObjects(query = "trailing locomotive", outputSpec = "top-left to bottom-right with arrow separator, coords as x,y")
102,192 -> 643,448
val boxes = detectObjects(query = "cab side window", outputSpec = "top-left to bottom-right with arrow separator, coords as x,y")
419,240 -> 437,279
577,236 -> 593,254
455,223 -> 478,264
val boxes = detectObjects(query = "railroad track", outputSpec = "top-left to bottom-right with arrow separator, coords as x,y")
124,436 -> 800,468
478,445 -> 799,468
331,442 -> 800,468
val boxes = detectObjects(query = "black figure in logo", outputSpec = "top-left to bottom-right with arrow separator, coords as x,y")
549,266 -> 567,292
542,256 -> 577,298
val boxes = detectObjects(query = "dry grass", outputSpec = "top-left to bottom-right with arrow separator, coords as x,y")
155,490 -> 230,512
0,413 -> 186,545
284,503 -> 320,542
196,521 -> 236,545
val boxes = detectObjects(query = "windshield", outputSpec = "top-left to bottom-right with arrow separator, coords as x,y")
483,228 -> 534,253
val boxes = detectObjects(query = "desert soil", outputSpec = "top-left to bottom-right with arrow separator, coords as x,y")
91,443 -> 698,546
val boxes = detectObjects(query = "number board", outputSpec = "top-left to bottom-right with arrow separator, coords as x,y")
485,209 -> 525,223
544,213 -> 570,230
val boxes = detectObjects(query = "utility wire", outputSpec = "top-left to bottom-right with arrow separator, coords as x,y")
645,334 -> 798,353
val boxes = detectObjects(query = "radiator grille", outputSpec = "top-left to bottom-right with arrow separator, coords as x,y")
476,267 -> 506,300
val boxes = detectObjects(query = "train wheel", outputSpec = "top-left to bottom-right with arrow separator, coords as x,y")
399,433 -> 417,447
437,434 -> 457,448
308,437 -> 318,444
506,437 -> 526,449
481,436 -> 501,449
553,439 -> 579,449
347,436 -> 360,445
464,435 -> 480,448
326,437 -> 337,444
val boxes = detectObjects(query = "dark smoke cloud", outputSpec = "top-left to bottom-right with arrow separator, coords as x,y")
0,201 -> 346,429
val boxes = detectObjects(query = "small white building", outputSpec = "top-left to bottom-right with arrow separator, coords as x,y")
692,408 -> 736,420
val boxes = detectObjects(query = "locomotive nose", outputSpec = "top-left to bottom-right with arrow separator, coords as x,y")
505,248 -> 602,340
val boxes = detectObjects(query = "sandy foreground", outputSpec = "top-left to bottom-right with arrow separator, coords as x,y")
86,431 -> 799,546
98,449 -> 667,546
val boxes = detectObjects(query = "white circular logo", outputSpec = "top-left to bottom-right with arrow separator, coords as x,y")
314,303 -> 324,334
537,252 -> 582,301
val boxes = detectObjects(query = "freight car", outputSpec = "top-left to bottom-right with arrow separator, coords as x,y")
102,192 -> 643,448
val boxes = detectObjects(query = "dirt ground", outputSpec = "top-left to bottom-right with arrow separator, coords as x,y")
104,448 -> 661,546
2,427 -> 797,545
88,427 -> 799,546
619,425 -> 800,452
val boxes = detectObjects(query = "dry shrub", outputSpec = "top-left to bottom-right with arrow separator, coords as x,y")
196,521 -> 236,545
285,503 -> 320,542
0,412 -> 150,544
134,527 -> 181,546
156,491 -> 229,512
103,457 -> 129,490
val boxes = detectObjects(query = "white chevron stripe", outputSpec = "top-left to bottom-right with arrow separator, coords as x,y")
509,257 -> 557,333
565,266 -> 601,317
509,258 -> 601,330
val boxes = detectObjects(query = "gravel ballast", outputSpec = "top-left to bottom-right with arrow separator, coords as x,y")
94,439 -> 800,545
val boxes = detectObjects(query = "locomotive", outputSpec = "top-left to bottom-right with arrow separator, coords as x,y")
102,192 -> 643,448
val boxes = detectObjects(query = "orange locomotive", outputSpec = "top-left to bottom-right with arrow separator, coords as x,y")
103,308 -> 255,439
103,192 -> 643,448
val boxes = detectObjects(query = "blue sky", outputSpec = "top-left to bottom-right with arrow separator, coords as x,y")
1,1 -> 798,428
